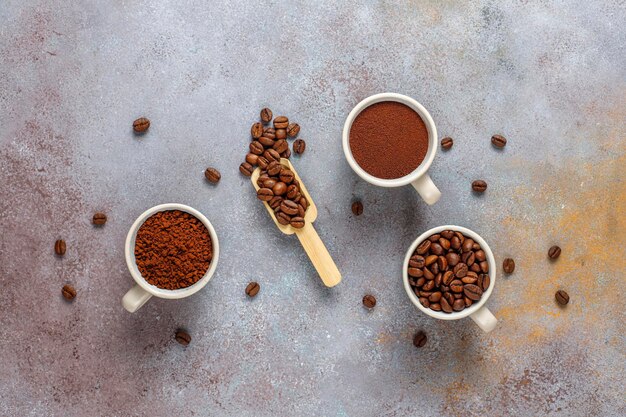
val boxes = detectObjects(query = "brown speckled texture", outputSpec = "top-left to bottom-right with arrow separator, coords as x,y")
1,1 -> 625,416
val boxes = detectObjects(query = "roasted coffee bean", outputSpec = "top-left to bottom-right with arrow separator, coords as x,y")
463,284 -> 483,301
503,258 -> 515,274
92,212 -> 107,225
440,297 -> 453,313
443,292 -> 455,305
257,157 -> 269,169
263,178 -> 277,188
423,268 -> 435,281
453,263 -> 468,278
269,196 -> 283,209
62,284 -> 76,301
266,161 -> 282,176
362,294 -> 376,308
286,123 -> 300,138
481,274 -> 490,291
133,117 -> 150,133
286,184 -> 299,199
475,250 -> 486,262
299,196 -> 308,210
259,136 -> 276,147
351,201 -> 363,216
441,230 -> 454,239
264,149 -> 281,163
441,285 -> 450,293
246,153 -> 259,165
416,240 -> 431,255
491,134 -> 507,148
257,174 -> 269,186
438,238 -> 450,250
437,256 -> 448,271
434,273 -> 443,287
408,267 -> 423,278
239,162 -> 254,176
470,263 -> 481,273
430,303 -> 442,311
472,180 -> 487,192
555,290 -> 569,305
480,261 -> 489,273
450,236 -> 461,250
273,116 -> 289,129
419,291 -> 433,298
175,330 -> 191,346
410,255 -> 425,268
263,127 -> 276,139
464,296 -> 473,307
461,276 -> 477,285
293,139 -> 306,155
290,217 -> 305,229
415,277 -> 426,287
297,204 -> 305,218
422,280 -> 435,291
413,331 -> 427,348
251,122 -> 264,138
462,238 -> 474,253
450,280 -> 464,293
275,129 -> 287,140
280,200 -> 299,215
441,137 -> 453,150
430,263 -> 440,274
548,245 -> 561,259
442,271 -> 455,286
466,271 -> 478,280
446,252 -> 460,267
246,281 -> 260,297
250,141 -> 264,155
279,169 -> 294,184
419,297 -> 430,308
205,167 -> 221,183
54,239 -> 66,256
257,188 -> 273,201
453,293 -> 463,299
472,243 -> 480,250
272,182 -> 287,196
424,255 -> 438,266
260,108 -> 273,123
428,234 -> 441,242
430,243 -> 444,256
461,251 -> 475,266
452,299 -> 464,311
281,148 -> 291,159
276,212 -> 291,225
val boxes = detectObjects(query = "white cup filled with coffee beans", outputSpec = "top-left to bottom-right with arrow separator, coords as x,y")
402,225 -> 497,332
342,92 -> 441,205
122,203 -> 220,313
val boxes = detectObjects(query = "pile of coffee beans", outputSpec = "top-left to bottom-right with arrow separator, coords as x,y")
239,108 -> 305,177
256,162 -> 309,228
407,231 -> 490,313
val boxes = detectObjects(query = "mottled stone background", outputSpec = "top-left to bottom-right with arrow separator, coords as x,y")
1,1 -> 624,416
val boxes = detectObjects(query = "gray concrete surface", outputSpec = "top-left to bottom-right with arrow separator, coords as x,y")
1,1 -> 625,416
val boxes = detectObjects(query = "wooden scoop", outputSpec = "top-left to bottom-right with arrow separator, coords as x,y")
251,158 -> 341,287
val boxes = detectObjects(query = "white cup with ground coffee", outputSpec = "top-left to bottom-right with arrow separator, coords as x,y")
342,93 -> 441,205
402,225 -> 497,332
122,203 -> 219,313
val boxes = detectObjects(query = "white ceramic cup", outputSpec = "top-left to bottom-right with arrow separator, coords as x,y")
122,203 -> 220,313
402,225 -> 497,332
342,93 -> 441,205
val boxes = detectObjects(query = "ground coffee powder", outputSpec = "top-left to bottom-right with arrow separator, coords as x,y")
134,210 -> 212,290
349,101 -> 429,179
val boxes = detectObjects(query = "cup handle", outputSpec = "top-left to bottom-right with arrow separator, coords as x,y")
470,306 -> 497,333
411,173 -> 441,205
122,284 -> 152,313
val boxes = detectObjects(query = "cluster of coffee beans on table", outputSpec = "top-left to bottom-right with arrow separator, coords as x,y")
239,108 -> 305,177
256,162 -> 309,228
408,231 -> 490,313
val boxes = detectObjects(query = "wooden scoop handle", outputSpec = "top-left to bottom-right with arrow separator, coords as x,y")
295,223 -> 341,287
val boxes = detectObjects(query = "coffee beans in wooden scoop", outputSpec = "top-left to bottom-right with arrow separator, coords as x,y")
408,231 -> 490,314
256,162 -> 308,228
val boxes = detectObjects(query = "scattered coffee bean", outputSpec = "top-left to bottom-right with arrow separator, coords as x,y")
239,162 -> 254,177
293,139 -> 306,155
92,212 -> 107,226
503,258 -> 515,274
175,329 -> 191,346
472,180 -> 487,192
132,117 -> 150,133
260,108 -> 273,123
54,239 -> 66,256
413,331 -> 427,348
362,294 -> 376,308
251,122 -> 264,139
204,167 -> 221,184
250,141 -> 264,155
351,201 -> 363,216
548,245 -> 561,259
441,137 -> 453,150
246,281 -> 260,297
273,116 -> 289,129
61,284 -> 76,301
287,123 -> 300,137
555,290 -> 569,306
491,134 -> 507,148
408,231 -> 490,314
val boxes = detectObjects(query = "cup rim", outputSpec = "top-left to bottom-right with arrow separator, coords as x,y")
342,92 -> 438,187
124,203 -> 220,299
402,225 -> 496,320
